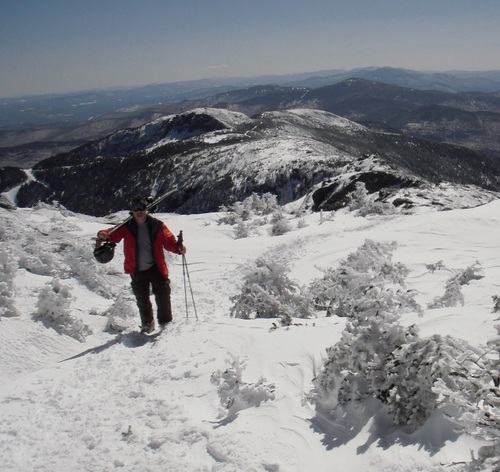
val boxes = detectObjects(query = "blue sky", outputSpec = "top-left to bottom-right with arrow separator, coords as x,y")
1,0 -> 499,97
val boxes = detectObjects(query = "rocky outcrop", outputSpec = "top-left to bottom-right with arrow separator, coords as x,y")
312,171 -> 420,211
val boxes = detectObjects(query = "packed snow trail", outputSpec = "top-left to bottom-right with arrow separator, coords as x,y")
0,316 -> 345,471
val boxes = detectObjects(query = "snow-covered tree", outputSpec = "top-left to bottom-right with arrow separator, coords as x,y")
309,240 -> 452,429
312,324 -> 486,433
63,239 -> 116,298
33,278 -> 93,342
271,210 -> 292,236
348,182 -> 395,216
233,220 -> 254,239
218,193 -> 287,238
218,192 -> 280,225
428,262 -> 483,309
249,193 -> 279,215
381,334 -> 476,430
0,248 -> 19,318
18,232 -> 59,276
426,260 -> 445,273
493,295 -> 500,313
311,308 -> 419,414
432,327 -> 500,471
309,239 -> 421,318
230,257 -> 313,325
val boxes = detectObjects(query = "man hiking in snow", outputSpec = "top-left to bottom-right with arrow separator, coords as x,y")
96,195 -> 186,334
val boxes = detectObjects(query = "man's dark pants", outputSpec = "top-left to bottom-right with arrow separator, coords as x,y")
130,266 -> 172,326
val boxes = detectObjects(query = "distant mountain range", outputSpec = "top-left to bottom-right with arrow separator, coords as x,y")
1,67 -> 500,168
2,108 -> 500,216
184,78 -> 500,158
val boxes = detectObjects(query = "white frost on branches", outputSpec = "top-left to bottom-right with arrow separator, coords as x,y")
309,239 -> 422,318
33,278 -> 93,342
230,257 -> 313,324
218,193 -> 292,238
307,241 -> 487,433
428,261 -> 483,309
347,182 -> 396,216
0,248 -> 20,318
211,355 -> 276,420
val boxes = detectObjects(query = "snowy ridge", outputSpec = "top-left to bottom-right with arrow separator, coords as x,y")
145,108 -> 252,153
264,108 -> 367,133
1,190 -> 500,470
189,107 -> 252,128
4,105 -> 500,217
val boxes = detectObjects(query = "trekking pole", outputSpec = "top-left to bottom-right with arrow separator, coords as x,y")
177,231 -> 199,321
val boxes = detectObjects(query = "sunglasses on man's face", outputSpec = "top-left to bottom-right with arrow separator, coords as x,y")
132,204 -> 146,212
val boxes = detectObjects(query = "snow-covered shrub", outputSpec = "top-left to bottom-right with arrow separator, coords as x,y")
233,220 -> 254,239
456,261 -> 484,285
428,279 -> 464,308
211,355 -> 275,420
428,262 -> 483,309
63,240 -> 115,298
309,239 -> 421,318
271,211 -> 292,236
0,222 -> 7,241
432,327 -> 500,471
104,293 -> 137,332
245,193 -> 279,216
18,233 -> 59,276
33,278 -> 93,342
319,210 -> 335,225
493,296 -> 500,313
218,193 -> 280,225
230,257 -> 313,324
348,182 -> 395,216
426,260 -> 445,273
312,320 -> 482,432
219,193 -> 293,238
218,201 -> 250,225
0,248 -> 19,318
311,309 -> 419,413
380,334 -> 474,430
487,326 -> 500,387
309,240 -> 443,429
297,217 -> 308,229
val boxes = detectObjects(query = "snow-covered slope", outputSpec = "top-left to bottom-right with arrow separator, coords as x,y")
1,192 -> 499,471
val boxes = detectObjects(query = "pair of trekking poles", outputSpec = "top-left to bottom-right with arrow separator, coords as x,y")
177,230 -> 198,321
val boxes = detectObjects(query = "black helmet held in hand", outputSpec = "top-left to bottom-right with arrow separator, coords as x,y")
93,241 -> 116,263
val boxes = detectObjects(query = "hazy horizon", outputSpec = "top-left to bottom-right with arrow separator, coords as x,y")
1,0 -> 499,98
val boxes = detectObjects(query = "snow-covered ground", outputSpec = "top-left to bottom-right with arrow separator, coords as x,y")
1,194 -> 499,471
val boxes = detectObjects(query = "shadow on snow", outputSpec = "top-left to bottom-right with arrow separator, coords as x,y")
62,331 -> 162,361
309,397 -> 461,456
